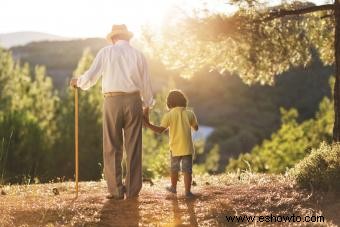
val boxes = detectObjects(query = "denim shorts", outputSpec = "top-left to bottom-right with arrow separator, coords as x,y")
171,155 -> 193,173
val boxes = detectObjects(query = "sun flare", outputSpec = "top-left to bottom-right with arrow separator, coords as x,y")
0,0 -> 239,39
1,0 -> 182,38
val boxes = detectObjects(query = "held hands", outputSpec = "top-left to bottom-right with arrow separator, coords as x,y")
141,109 -> 166,134
70,78 -> 78,88
143,116 -> 150,128
142,107 -> 150,128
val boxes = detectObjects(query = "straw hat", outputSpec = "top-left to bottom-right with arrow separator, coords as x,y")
106,24 -> 133,42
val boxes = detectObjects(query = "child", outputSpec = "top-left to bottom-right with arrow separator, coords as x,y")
144,90 -> 199,198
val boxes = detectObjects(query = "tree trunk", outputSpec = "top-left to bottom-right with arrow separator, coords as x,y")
333,0 -> 340,141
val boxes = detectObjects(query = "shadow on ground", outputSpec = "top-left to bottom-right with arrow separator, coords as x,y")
1,175 -> 339,226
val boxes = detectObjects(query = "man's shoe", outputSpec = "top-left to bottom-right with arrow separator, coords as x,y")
106,194 -> 124,200
126,194 -> 139,200
165,186 -> 177,194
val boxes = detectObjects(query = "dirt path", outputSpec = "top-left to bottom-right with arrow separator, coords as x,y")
1,174 -> 339,226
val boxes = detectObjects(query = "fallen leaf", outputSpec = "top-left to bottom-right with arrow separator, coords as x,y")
52,188 -> 59,195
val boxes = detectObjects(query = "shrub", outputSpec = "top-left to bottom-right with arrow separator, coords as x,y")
290,142 -> 340,190
227,95 -> 333,173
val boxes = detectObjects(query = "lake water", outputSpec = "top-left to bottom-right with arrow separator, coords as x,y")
192,125 -> 214,141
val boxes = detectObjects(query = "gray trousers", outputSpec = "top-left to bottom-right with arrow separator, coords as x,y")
103,93 -> 143,198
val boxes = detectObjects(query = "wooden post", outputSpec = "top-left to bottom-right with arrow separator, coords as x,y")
75,88 -> 79,198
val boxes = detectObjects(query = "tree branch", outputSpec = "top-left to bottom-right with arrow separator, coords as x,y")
263,4 -> 334,21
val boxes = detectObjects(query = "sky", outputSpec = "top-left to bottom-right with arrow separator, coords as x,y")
0,0 -> 330,39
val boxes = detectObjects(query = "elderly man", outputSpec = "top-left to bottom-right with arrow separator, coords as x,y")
70,24 -> 153,199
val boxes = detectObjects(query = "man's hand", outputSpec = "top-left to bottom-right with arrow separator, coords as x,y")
142,116 -> 150,128
142,107 -> 149,129
70,78 -> 78,88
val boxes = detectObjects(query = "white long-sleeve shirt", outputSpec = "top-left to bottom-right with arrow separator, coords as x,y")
77,40 -> 154,107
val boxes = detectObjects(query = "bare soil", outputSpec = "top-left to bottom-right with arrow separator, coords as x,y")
1,174 -> 339,226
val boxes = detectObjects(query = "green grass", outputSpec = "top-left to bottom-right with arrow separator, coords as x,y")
0,131 -> 13,184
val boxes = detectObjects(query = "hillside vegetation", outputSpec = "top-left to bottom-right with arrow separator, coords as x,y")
7,40 -> 334,174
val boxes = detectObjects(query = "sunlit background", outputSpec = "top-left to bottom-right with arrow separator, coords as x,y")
1,0 -> 339,224
1,0 -> 235,38
0,0 -> 329,38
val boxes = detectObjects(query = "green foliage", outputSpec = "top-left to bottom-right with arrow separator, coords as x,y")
0,48 -> 59,183
0,26 -> 336,182
227,90 -> 333,173
194,144 -> 220,174
290,142 -> 340,190
143,2 -> 334,85
52,49 -> 103,181
0,112 -> 46,182
204,144 -> 221,173
10,39 -> 334,174
183,64 -> 332,171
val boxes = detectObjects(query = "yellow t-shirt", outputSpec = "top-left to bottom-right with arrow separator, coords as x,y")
160,107 -> 198,156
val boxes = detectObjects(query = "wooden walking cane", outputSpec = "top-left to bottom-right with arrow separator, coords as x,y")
74,87 -> 79,198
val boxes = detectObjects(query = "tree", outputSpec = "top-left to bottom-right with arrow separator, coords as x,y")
227,96 -> 333,173
143,0 -> 340,140
0,48 -> 59,183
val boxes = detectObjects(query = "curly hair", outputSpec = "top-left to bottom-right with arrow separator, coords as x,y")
166,90 -> 188,109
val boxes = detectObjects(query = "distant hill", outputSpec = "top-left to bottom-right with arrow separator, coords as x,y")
10,38 -> 171,91
11,38 -> 108,88
0,31 -> 69,48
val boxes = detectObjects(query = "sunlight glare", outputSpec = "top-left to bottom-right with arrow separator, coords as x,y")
0,0 -> 327,38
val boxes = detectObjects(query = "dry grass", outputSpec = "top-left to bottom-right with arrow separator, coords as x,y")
1,173 -> 339,226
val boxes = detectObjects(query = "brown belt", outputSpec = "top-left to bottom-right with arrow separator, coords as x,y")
103,91 -> 140,97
